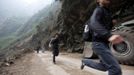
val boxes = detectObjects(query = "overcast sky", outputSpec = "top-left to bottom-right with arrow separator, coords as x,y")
0,0 -> 54,18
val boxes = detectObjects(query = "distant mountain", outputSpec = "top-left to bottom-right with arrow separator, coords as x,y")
16,1 -> 61,37
27,1 -> 62,50
0,1 -> 60,49
0,16 -> 29,49
0,16 -> 29,38
16,5 -> 54,36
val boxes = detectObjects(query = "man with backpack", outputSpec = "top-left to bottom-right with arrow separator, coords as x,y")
81,0 -> 123,75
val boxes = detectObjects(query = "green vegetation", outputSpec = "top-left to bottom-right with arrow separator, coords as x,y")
0,27 -> 36,50
0,16 -> 36,50
0,36 -> 15,49
0,1 -> 61,50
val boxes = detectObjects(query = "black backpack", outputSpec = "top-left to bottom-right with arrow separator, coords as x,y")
83,22 -> 92,42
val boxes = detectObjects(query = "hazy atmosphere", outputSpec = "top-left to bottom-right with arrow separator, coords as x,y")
0,0 -> 134,75
0,0 -> 54,22
0,0 -> 55,49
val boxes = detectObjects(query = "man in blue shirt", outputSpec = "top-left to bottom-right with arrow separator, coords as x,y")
81,0 -> 123,75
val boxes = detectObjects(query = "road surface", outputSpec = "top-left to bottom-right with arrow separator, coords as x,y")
4,51 -> 134,75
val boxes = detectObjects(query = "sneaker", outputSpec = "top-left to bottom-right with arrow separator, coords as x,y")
81,60 -> 85,70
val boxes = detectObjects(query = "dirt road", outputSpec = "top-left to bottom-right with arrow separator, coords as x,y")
4,51 -> 134,75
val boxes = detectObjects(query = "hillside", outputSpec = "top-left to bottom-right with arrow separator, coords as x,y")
28,1 -> 62,50
0,0 -> 134,67
0,2 -> 59,49
0,17 -> 29,37
0,16 -> 29,49
29,0 -> 134,53
0,1 -> 62,66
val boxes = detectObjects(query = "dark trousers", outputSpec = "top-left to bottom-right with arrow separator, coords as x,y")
52,48 -> 59,63
36,46 -> 40,53
53,54 -> 56,63
82,42 -> 122,75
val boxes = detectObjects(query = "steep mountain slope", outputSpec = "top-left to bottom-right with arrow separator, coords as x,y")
0,3 -> 58,50
0,17 -> 28,38
0,1 -> 62,65
0,16 -> 30,49
28,1 -> 62,50
30,0 -> 134,53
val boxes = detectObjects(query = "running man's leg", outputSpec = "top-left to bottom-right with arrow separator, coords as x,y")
92,42 -> 122,75
82,59 -> 107,71
53,54 -> 56,64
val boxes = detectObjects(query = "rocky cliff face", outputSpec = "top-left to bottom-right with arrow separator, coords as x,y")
29,0 -> 134,53
29,0 -> 97,52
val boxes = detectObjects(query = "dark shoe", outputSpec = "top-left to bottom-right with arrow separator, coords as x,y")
53,61 -> 56,64
81,60 -> 85,70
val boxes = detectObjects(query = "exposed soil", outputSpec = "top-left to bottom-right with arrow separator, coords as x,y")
1,51 -> 134,75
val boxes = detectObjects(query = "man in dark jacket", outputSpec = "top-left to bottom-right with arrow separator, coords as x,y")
81,0 -> 123,75
49,33 -> 60,64
36,40 -> 41,53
